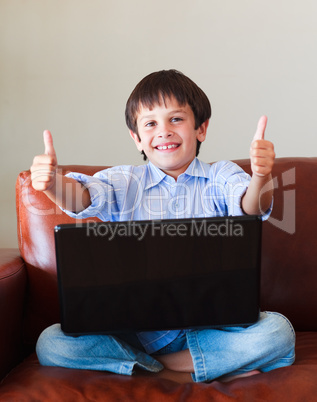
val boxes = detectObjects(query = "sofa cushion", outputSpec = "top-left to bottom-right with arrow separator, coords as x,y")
1,332 -> 317,401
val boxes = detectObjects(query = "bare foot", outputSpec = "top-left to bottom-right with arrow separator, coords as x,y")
154,350 -> 194,372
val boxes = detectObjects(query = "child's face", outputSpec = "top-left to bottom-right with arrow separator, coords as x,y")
130,96 -> 208,179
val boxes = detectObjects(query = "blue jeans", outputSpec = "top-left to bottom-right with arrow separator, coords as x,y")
36,311 -> 295,382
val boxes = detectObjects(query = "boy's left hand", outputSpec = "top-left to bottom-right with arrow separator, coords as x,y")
250,116 -> 275,177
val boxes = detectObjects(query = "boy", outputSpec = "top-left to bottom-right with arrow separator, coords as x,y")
32,70 -> 295,383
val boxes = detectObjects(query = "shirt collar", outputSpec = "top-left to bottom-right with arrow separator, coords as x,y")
184,157 -> 210,179
145,162 -> 167,190
145,158 -> 209,190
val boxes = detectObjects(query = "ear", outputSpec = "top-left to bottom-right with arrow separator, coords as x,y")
129,130 -> 143,152
196,119 -> 209,143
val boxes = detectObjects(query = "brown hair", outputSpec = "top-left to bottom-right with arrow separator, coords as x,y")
125,69 -> 212,160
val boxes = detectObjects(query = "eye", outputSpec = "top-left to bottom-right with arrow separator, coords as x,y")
171,117 -> 183,123
145,121 -> 156,127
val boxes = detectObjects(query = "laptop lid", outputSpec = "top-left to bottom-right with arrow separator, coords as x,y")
54,215 -> 262,336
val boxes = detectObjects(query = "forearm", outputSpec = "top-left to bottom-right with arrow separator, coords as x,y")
241,174 -> 273,216
44,173 -> 91,213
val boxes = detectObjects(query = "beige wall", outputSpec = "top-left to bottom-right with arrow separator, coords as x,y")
1,0 -> 317,247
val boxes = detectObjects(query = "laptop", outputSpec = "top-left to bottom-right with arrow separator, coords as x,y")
54,215 -> 262,336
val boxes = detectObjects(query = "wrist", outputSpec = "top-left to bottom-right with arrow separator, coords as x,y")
251,172 -> 272,185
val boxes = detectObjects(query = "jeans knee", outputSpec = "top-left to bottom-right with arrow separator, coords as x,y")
262,311 -> 295,354
36,323 -> 63,366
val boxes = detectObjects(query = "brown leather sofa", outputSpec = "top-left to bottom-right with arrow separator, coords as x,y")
1,157 -> 317,401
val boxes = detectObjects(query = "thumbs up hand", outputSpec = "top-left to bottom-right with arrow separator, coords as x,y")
31,130 -> 58,191
43,130 -> 56,158
250,116 -> 275,177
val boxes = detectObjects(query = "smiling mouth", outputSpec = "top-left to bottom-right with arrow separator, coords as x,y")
156,144 -> 180,150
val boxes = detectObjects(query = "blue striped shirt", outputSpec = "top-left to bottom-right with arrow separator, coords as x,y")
63,158 -> 267,354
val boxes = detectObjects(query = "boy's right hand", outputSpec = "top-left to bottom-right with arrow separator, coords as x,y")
30,130 -> 57,192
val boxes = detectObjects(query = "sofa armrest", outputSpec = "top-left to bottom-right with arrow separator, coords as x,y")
0,249 -> 27,380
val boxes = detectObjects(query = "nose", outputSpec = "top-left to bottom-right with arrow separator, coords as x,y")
158,123 -> 173,138
159,132 -> 172,139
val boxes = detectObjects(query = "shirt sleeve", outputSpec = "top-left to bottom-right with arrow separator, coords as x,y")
215,161 -> 272,221
59,171 -> 119,221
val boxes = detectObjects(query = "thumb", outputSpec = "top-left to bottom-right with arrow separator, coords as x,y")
43,130 -> 56,157
252,115 -> 268,142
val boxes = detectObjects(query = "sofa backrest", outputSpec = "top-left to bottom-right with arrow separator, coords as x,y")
16,158 -> 317,346
16,165 -> 104,346
241,157 -> 317,332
